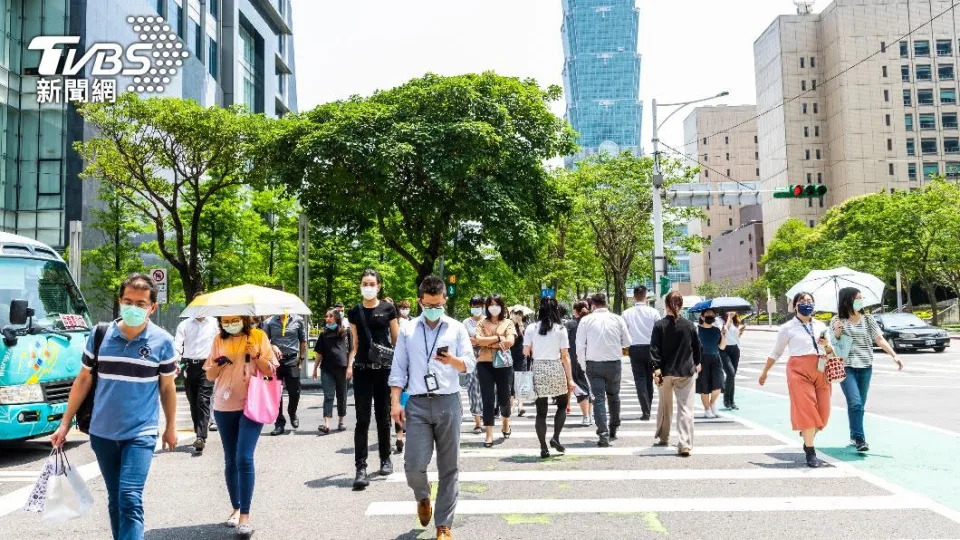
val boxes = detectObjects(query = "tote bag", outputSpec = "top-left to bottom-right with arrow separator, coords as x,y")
43,450 -> 93,524
243,357 -> 282,425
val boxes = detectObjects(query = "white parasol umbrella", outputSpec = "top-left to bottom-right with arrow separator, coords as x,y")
785,267 -> 885,313
180,284 -> 311,318
508,305 -> 534,316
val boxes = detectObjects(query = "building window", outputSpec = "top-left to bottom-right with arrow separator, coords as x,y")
814,126 -> 820,136
239,23 -> 259,113
754,135 -> 758,143
944,112 -> 958,129
277,69 -> 286,97
921,138 -> 938,154
813,103 -> 818,113
725,136 -> 729,144
707,219 -> 711,227
805,149 -> 811,160
946,137 -> 960,154
802,103 -> 808,114
209,0 -> 219,18
900,41 -> 909,58
920,113 -> 936,130
800,57 -> 805,68
943,88 -> 958,104
809,220 -> 815,227
817,172 -> 823,183
907,138 -> 916,156
156,0 -> 166,17
940,64 -> 955,81
175,3 -> 183,37
923,162 -> 939,177
193,22 -> 202,54
916,40 -> 931,56
725,152 -> 730,160
801,80 -> 807,91
947,162 -> 960,178
810,56 -> 816,67
937,39 -> 953,56
905,113 -> 914,131
815,149 -> 821,159
726,169 -> 730,176
755,151 -> 759,159
208,38 -> 219,80
884,89 -> 890,102
728,218 -> 733,226
881,41 -> 887,53
812,79 -> 817,90
279,34 -> 286,56
901,65 -> 910,82
705,170 -> 709,178
806,173 -> 812,183
819,198 -> 824,208
903,90 -> 912,106
887,138 -> 893,151
889,163 -> 895,175
756,168 -> 760,176
703,154 -> 708,162
885,114 -> 891,127
908,163 -> 917,180
804,126 -> 809,137
882,65 -> 888,77
916,64 -> 932,81
702,137 -> 707,145
918,89 -> 934,105
808,198 -> 813,208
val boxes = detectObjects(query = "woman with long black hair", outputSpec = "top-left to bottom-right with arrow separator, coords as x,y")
719,313 -> 745,410
474,294 -> 516,447
524,297 -> 576,458
312,309 -> 351,434
346,269 -> 400,489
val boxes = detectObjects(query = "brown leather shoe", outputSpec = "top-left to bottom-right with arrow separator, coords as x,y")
417,498 -> 433,527
436,525 -> 452,539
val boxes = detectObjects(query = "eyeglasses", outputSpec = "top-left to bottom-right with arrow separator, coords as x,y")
421,303 -> 446,310
119,300 -> 151,309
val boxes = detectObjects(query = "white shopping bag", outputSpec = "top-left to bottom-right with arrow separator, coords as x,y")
23,450 -> 57,514
514,371 -> 535,401
41,449 -> 94,523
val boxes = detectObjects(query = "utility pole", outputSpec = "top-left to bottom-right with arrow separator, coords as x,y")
651,98 -> 666,312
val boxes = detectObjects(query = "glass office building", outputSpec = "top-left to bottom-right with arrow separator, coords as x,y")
0,0 -> 296,249
561,0 -> 643,166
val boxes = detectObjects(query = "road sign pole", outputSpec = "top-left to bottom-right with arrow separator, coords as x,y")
652,98 -> 665,312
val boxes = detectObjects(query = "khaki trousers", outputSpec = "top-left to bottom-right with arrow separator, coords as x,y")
655,375 -> 696,451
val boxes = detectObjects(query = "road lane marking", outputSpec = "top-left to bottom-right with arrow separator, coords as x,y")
461,418 -> 737,426
366,494 -> 927,516
384,467 -> 853,483
457,444 -> 792,458
457,428 -> 763,439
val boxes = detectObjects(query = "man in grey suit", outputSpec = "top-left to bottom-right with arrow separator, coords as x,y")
390,275 -> 476,540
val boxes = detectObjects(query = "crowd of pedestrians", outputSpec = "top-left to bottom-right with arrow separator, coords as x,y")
46,268 -> 912,540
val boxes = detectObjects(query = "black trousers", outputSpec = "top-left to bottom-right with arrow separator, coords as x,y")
477,361 -> 512,426
183,360 -> 213,440
353,368 -> 392,468
275,360 -> 302,428
628,345 -> 654,417
720,345 -> 741,407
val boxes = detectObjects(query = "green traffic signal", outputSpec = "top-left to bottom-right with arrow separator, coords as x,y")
772,184 -> 827,198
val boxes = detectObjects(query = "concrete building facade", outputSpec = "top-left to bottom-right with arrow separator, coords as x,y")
753,0 -> 960,248
708,205 -> 765,288
682,105 -> 762,289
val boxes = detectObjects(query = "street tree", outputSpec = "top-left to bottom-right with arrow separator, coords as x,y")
75,94 -> 277,302
273,72 -> 577,285
563,153 -> 701,313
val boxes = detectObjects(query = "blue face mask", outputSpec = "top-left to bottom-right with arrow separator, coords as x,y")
423,307 -> 444,322
797,303 -> 815,316
120,304 -> 149,327
325,323 -> 338,330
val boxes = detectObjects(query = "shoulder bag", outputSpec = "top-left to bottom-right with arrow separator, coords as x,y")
492,321 -> 513,369
243,352 -> 282,425
801,319 -> 845,384
358,305 -> 394,369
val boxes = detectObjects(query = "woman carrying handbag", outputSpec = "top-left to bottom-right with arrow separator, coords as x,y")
474,294 -> 517,447
204,315 -> 276,536
830,287 -> 903,453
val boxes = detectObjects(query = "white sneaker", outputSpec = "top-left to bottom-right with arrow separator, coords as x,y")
704,410 -> 716,419
711,406 -> 720,417
581,416 -> 590,426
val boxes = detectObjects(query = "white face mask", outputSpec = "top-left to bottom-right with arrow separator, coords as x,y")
222,322 -> 243,335
360,286 -> 378,300
399,309 -> 410,317
487,305 -> 502,317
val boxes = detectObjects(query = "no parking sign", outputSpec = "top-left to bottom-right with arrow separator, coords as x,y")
151,268 -> 168,305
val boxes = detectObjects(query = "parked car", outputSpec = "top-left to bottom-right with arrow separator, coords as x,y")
873,313 -> 950,353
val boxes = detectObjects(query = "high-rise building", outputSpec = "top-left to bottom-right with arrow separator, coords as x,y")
561,0 -> 642,165
683,105 -> 763,289
753,0 -> 943,249
0,0 -> 296,249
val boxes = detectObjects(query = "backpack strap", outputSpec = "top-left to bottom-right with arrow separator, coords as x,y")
91,322 -> 111,370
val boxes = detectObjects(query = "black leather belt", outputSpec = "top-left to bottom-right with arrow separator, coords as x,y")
183,358 -> 205,364
354,363 -> 389,370
410,393 -> 453,398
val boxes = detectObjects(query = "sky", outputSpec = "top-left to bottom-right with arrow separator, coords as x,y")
290,0 -> 829,157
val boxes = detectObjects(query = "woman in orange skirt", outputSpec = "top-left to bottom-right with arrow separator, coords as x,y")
759,292 -> 835,467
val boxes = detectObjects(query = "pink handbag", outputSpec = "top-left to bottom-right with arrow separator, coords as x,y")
243,355 -> 282,425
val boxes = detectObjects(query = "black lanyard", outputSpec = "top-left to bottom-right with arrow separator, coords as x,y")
421,321 -> 445,360
798,319 -> 819,354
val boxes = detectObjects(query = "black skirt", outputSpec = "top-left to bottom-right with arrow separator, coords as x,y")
696,354 -> 724,394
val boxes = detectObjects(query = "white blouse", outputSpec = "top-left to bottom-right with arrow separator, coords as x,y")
523,322 -> 569,361
769,317 -> 829,359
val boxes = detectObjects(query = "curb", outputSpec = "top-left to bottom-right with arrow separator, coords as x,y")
748,325 -> 960,341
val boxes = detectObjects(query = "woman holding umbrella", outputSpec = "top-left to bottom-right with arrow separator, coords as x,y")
759,292 -> 835,468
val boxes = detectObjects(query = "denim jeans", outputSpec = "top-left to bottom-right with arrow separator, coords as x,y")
214,410 -> 263,514
89,434 -> 157,540
720,345 -> 741,407
320,366 -> 348,418
839,366 -> 873,442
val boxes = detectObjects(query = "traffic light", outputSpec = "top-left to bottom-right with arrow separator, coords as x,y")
773,184 -> 827,198
447,275 -> 456,297
659,275 -> 671,295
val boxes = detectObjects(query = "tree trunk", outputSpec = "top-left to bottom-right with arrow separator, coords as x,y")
926,284 -> 940,325
904,276 -> 914,308
208,221 -> 216,289
612,271 -> 627,314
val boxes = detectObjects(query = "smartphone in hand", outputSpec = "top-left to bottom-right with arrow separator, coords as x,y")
215,356 -> 233,367
436,346 -> 449,357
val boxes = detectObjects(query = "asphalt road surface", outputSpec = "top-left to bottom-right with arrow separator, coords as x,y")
2,330 -> 960,539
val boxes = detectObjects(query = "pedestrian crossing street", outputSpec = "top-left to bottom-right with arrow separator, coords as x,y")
363,362 -> 960,538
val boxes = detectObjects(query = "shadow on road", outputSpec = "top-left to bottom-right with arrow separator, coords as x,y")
144,523 -> 236,539
304,473 -> 355,489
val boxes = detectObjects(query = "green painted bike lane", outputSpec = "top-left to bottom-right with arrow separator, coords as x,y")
729,386 -> 960,514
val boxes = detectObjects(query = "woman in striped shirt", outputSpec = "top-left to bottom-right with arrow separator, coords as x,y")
830,287 -> 903,453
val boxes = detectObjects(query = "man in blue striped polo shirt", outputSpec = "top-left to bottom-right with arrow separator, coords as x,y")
52,273 -> 178,540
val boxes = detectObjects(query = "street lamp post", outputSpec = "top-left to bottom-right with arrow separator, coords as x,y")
650,91 -> 729,310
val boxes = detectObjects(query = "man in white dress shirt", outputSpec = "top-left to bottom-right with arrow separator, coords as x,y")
575,293 -> 631,447
174,316 -> 219,453
390,275 -> 476,540
622,286 -> 661,420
